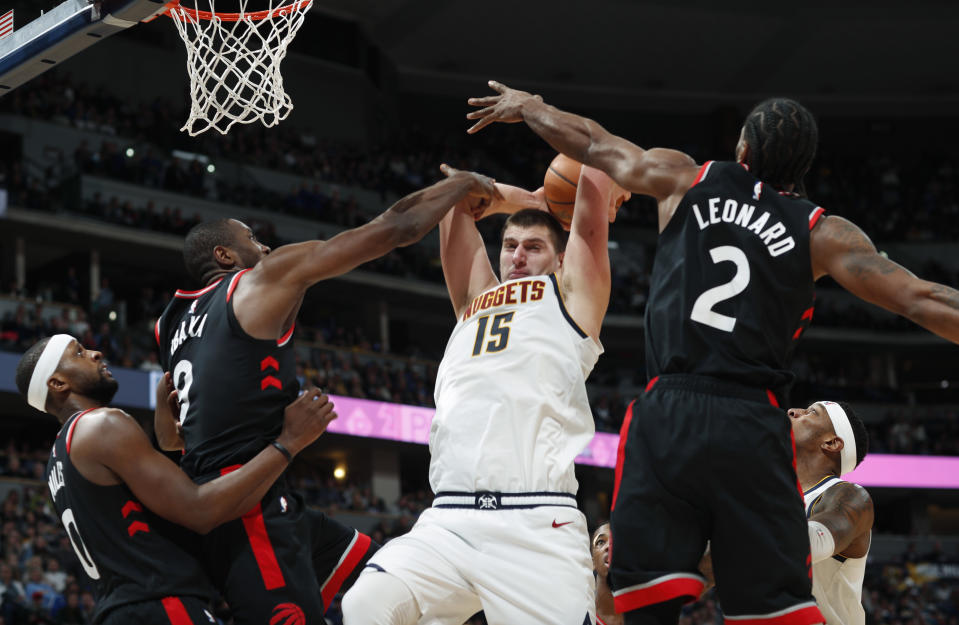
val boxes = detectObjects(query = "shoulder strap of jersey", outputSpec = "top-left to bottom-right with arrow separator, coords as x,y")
804,475 -> 842,517
63,408 -> 97,455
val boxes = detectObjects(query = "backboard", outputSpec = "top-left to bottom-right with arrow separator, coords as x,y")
0,0 -> 168,94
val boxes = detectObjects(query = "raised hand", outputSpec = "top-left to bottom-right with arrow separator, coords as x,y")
440,163 -> 504,213
275,387 -> 337,457
466,80 -> 542,134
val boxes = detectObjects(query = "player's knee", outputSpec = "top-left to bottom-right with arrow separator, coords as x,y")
342,569 -> 419,625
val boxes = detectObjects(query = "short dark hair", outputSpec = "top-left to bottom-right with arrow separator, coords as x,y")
591,521 -> 610,543
183,219 -> 237,285
15,337 -> 53,400
501,209 -> 568,253
835,401 -> 868,468
742,98 -> 818,197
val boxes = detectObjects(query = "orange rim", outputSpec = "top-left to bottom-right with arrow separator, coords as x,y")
163,0 -> 311,21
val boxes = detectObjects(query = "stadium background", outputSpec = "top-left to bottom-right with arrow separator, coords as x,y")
0,1 -> 957,623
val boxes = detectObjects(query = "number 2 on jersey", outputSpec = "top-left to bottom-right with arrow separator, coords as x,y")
471,312 -> 514,356
690,246 -> 751,332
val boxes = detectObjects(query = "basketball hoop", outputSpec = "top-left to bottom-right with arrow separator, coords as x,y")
163,0 -> 313,136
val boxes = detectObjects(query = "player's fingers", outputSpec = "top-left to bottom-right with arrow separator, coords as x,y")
467,96 -> 499,107
465,106 -> 496,120
316,400 -> 335,420
440,163 -> 459,178
467,117 -> 495,134
488,80 -> 507,93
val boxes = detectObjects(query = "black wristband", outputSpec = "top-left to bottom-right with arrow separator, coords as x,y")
271,440 -> 293,464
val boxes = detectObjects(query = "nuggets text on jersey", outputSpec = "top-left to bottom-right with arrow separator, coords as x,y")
461,279 -> 546,321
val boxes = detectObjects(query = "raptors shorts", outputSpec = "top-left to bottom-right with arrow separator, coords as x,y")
201,482 -> 377,625
609,374 -> 823,625
100,596 -> 215,625
358,499 -> 595,625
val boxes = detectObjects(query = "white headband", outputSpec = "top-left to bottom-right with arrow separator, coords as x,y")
27,334 -> 75,412
819,401 -> 857,476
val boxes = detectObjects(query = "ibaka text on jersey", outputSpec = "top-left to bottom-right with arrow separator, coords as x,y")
692,197 -> 796,257
170,313 -> 209,356
462,279 -> 546,321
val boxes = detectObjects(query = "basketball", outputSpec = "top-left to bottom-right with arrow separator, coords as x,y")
544,154 -> 583,229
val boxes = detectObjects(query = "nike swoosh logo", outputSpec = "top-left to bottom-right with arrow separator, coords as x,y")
552,520 -> 573,528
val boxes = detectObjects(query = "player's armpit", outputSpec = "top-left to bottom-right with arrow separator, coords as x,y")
810,482 -> 873,558
813,215 -> 959,344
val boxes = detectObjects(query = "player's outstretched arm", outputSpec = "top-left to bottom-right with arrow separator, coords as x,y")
808,482 -> 873,561
812,215 -> 959,344
467,81 -> 699,202
72,388 -> 335,534
561,167 -> 628,339
438,164 -> 545,317
232,171 -> 503,340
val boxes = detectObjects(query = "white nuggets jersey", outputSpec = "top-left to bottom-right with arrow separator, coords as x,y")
430,274 -> 602,495
803,477 -> 869,625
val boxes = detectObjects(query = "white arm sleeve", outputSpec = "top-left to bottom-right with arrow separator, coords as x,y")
808,520 -> 836,563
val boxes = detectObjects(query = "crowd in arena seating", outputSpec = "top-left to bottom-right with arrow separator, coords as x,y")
3,72 -> 959,337
7,71 -> 959,243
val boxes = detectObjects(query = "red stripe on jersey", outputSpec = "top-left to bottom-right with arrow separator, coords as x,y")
277,323 -> 295,347
789,429 -> 803,501
65,408 -> 97,454
218,464 -> 286,590
154,319 -> 161,347
174,278 -> 224,299
161,597 -> 195,625
766,390 -> 779,407
808,207 -> 825,231
613,574 -> 704,613
241,503 -> 286,590
645,376 -> 660,393
320,532 -> 372,609
611,400 -> 636,512
226,268 -> 252,303
727,604 -> 824,625
689,161 -> 713,189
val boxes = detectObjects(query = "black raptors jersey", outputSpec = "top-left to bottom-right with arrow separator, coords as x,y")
645,161 -> 824,395
156,269 -> 298,480
46,409 -> 213,623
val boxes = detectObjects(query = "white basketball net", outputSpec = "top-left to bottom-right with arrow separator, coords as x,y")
168,0 -> 313,136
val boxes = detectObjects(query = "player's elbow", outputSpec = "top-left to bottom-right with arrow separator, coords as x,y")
898,280 -> 938,324
185,512 -> 218,535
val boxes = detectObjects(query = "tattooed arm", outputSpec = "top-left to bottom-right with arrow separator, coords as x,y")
811,215 -> 959,343
809,482 -> 874,559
